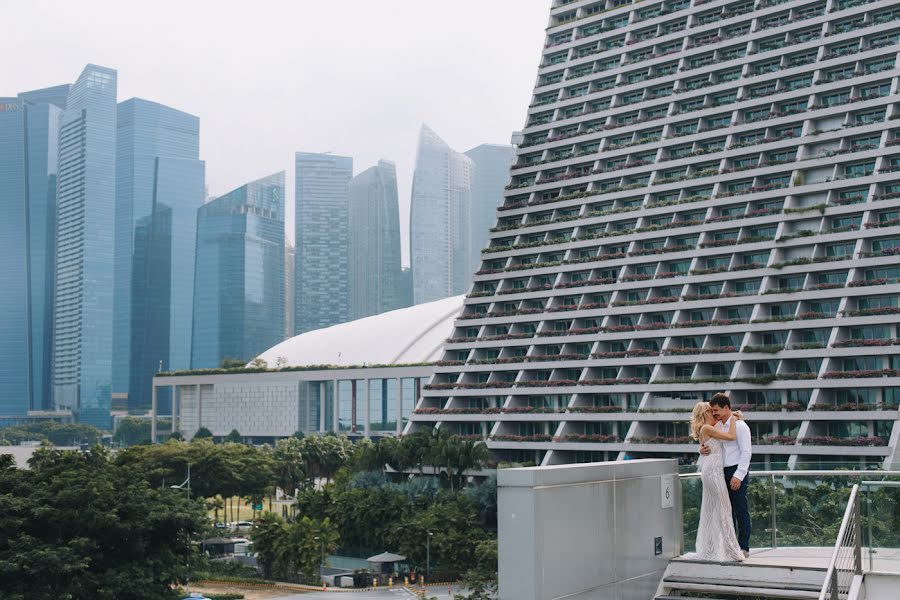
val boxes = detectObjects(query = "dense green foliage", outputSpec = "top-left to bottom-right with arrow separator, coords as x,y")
252,513 -> 339,582
0,429 -> 497,593
0,448 -> 208,600
0,421 -> 104,446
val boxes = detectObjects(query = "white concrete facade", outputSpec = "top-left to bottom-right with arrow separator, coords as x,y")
152,366 -> 431,441
409,0 -> 900,470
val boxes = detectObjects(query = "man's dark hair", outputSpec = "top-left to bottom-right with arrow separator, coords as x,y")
709,393 -> 731,408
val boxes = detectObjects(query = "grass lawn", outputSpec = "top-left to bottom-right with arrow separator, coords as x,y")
206,496 -> 294,524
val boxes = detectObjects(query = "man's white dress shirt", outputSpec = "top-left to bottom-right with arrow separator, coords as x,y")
715,417 -> 752,481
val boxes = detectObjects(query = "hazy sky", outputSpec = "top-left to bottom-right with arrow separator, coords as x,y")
1,0 -> 549,265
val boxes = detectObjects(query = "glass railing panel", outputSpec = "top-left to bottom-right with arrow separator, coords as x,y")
861,481 -> 900,573
679,469 -> 900,554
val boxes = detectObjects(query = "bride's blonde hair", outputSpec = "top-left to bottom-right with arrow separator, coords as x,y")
690,401 -> 711,441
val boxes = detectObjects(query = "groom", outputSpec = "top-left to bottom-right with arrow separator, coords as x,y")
700,392 -> 752,558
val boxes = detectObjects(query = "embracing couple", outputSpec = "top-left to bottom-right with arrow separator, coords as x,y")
690,393 -> 752,562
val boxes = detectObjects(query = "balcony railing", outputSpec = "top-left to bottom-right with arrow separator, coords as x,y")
679,470 -> 900,557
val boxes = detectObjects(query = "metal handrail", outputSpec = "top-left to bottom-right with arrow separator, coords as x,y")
819,484 -> 862,600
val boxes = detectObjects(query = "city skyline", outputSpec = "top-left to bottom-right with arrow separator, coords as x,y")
0,1 -> 548,265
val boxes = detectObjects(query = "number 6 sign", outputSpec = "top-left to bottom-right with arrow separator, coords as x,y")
661,474 -> 675,509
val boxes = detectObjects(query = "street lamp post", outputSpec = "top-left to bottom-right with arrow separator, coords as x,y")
314,535 -> 324,583
170,463 -> 191,501
426,531 -> 434,583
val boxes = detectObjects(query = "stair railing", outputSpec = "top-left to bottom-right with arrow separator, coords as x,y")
818,484 -> 862,600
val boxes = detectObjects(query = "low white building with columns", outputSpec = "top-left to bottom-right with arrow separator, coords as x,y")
151,295 -> 463,442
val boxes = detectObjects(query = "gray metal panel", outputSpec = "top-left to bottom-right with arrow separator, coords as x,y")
498,459 -> 681,600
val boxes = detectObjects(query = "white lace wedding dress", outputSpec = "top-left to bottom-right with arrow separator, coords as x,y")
693,436 -> 745,562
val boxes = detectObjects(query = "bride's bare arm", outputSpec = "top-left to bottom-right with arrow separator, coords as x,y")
701,416 -> 738,441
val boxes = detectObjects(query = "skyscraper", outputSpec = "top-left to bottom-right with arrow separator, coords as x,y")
285,243 -> 295,339
191,172 -> 285,369
348,159 -> 403,320
411,0 -> 900,470
409,125 -> 474,304
51,65 -> 118,428
0,84 -> 67,417
115,98 -> 205,410
399,267 -> 414,309
294,152 -> 352,333
464,144 -> 516,275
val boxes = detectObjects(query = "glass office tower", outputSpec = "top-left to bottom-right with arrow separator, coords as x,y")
115,98 -> 204,410
51,65 -> 118,428
294,152 -> 352,333
464,143 -> 516,276
348,159 -> 403,320
191,172 -> 285,369
409,124 -> 474,304
411,0 -> 900,470
0,85 -> 68,418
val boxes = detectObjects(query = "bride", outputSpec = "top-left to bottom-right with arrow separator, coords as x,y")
689,401 -> 745,562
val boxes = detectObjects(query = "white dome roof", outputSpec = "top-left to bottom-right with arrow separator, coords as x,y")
256,295 -> 465,367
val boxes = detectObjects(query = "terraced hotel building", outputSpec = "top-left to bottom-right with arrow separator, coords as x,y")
408,0 -> 900,469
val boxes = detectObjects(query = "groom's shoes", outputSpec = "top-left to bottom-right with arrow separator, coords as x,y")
742,550 -> 750,559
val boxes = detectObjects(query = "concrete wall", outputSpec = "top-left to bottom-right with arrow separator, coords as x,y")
498,459 -> 682,600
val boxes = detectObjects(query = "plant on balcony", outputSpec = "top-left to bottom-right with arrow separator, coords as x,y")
557,434 -> 620,443
811,403 -> 878,411
569,405 -> 625,413
743,345 -> 785,353
492,434 -> 553,442
504,406 -> 563,414
823,368 -> 900,379
776,372 -> 818,380
798,311 -> 829,320
845,306 -> 900,317
629,435 -> 694,444
833,338 -> 899,348
516,380 -> 578,387
849,278 -> 888,287
582,377 -> 647,385
526,353 -> 588,362
434,360 -> 465,366
754,436 -> 797,445
800,435 -> 887,446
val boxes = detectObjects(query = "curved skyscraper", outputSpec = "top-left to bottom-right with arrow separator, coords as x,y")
410,124 -> 474,304
464,143 -> 516,277
348,159 -> 403,320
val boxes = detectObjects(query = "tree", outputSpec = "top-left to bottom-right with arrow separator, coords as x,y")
194,426 -> 213,440
0,421 -> 104,446
272,436 -> 307,497
455,539 -> 498,599
0,447 -> 208,600
220,357 -> 245,369
251,513 -> 339,583
224,429 -> 243,444
389,493 -> 488,577
113,416 -> 153,446
248,357 -> 268,369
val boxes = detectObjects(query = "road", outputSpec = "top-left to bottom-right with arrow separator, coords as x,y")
273,584 -> 461,599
